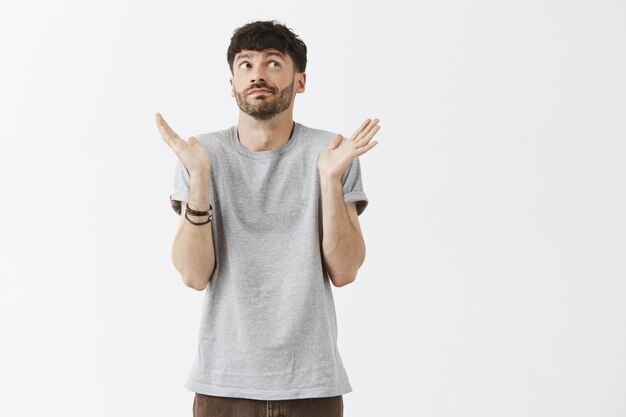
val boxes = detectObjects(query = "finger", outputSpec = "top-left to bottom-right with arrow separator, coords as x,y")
352,118 -> 380,145
155,113 -> 186,152
355,118 -> 379,139
329,134 -> 343,150
350,119 -> 371,141
155,113 -> 180,138
355,123 -> 381,147
354,139 -> 379,156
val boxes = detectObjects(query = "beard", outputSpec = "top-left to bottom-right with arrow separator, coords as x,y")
234,77 -> 296,121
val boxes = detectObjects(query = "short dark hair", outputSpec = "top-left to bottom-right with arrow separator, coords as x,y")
227,20 -> 307,75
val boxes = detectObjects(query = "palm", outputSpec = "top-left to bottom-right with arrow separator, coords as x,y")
155,112 -> 212,175
317,118 -> 381,180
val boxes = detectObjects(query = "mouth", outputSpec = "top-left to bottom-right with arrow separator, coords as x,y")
248,89 -> 273,95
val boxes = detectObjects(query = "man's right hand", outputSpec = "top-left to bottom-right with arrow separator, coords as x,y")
155,112 -> 212,176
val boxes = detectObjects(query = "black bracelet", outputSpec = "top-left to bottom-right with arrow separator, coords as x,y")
185,203 -> 213,225
186,203 -> 211,216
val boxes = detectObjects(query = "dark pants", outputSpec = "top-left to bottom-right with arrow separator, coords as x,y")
193,392 -> 344,417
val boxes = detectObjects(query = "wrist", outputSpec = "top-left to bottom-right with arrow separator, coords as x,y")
189,175 -> 211,209
320,175 -> 343,193
319,169 -> 342,182
190,173 -> 211,189
190,169 -> 211,180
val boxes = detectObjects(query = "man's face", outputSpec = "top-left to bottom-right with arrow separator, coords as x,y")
230,48 -> 305,121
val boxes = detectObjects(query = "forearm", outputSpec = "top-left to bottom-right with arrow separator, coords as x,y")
320,175 -> 365,286
172,173 -> 216,291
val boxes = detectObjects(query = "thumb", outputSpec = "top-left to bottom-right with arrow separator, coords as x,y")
188,136 -> 199,145
329,134 -> 343,150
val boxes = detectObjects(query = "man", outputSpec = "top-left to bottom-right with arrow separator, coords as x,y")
155,20 -> 380,417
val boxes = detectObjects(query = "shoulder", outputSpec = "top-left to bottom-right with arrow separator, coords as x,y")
296,123 -> 340,151
193,126 -> 232,151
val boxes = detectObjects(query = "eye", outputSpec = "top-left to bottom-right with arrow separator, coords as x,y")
269,60 -> 281,67
239,62 -> 251,69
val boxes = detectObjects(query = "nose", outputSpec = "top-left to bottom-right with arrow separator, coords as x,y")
249,64 -> 267,85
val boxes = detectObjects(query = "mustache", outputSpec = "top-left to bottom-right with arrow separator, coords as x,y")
247,84 -> 275,93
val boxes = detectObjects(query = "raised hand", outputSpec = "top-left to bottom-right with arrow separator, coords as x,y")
155,112 -> 212,176
317,118 -> 380,181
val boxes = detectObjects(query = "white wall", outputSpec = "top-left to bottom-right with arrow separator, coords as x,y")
1,0 -> 624,416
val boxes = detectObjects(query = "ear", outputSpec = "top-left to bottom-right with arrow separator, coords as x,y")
229,78 -> 234,97
296,72 -> 306,94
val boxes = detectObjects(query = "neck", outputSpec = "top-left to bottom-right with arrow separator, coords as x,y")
236,111 -> 295,152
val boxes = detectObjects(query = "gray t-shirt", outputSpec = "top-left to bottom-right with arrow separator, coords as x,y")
169,121 -> 368,401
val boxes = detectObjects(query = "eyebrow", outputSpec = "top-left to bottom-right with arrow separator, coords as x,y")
235,51 -> 286,63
